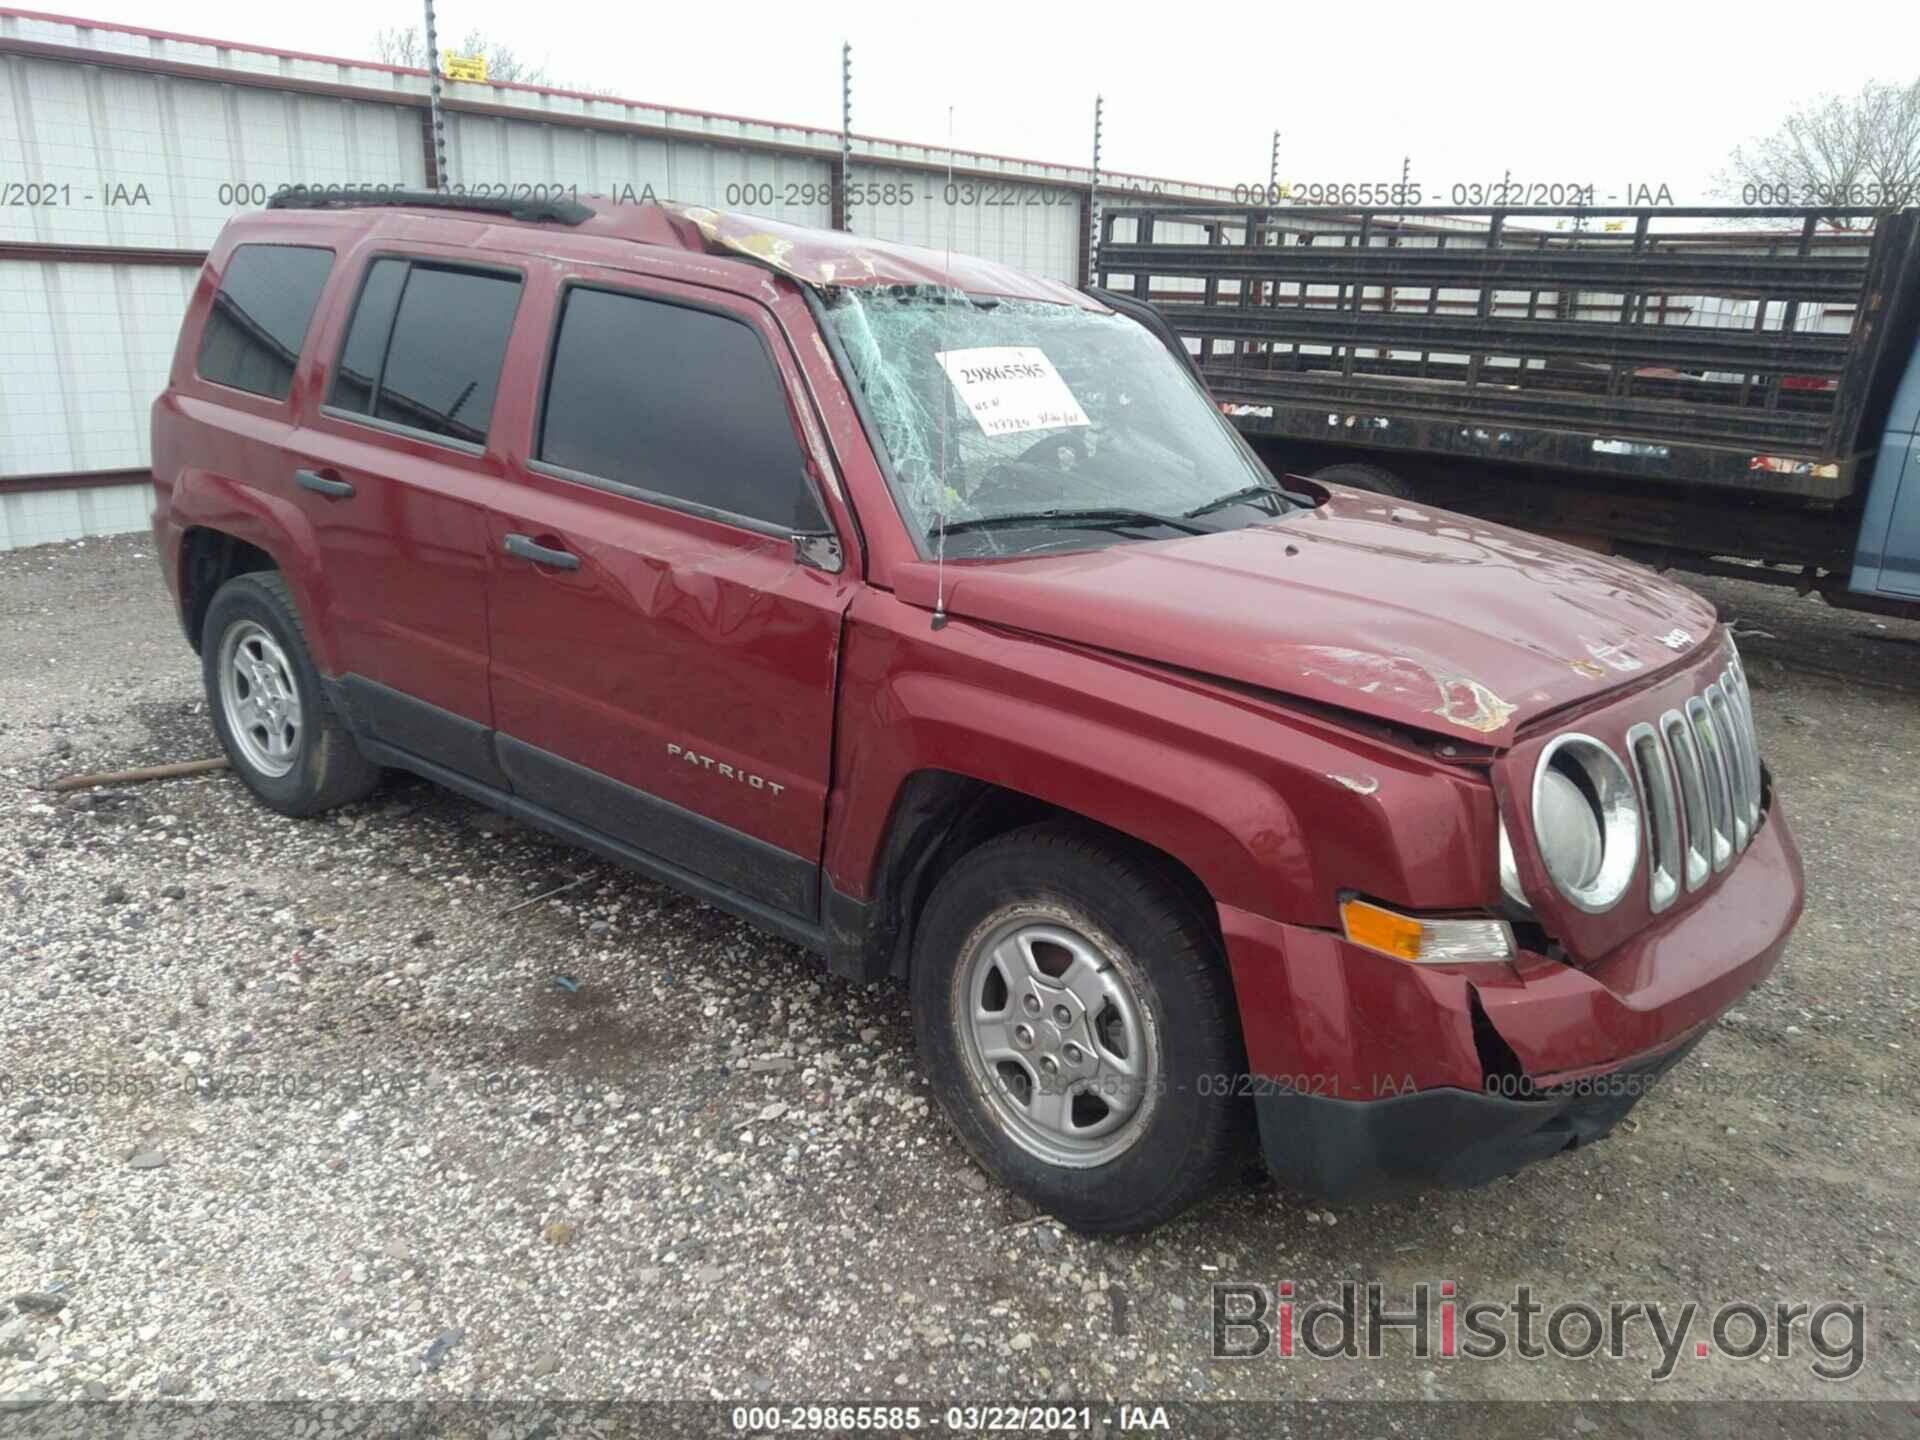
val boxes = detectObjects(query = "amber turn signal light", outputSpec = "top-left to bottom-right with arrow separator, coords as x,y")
1340,897 -> 1515,965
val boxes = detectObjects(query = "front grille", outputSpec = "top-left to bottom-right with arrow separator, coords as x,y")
1625,723 -> 1680,912
1636,656 -> 1763,905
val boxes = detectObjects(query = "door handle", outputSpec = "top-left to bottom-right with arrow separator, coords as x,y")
503,533 -> 581,571
294,468 -> 355,499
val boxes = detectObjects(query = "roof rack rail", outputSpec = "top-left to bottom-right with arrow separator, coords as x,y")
265,187 -> 594,226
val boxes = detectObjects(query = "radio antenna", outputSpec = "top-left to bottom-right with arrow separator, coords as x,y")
932,104 -> 955,631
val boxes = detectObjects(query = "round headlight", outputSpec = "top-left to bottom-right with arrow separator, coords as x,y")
1532,734 -> 1640,912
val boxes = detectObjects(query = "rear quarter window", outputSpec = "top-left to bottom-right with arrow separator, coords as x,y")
195,244 -> 336,401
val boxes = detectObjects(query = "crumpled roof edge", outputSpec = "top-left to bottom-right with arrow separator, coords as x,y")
661,203 -> 1104,309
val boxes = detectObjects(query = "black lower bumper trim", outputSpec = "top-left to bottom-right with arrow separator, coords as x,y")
1254,1036 -> 1702,1202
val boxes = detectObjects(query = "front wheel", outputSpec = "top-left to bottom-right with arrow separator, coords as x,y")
911,823 -> 1248,1232
202,572 -> 380,817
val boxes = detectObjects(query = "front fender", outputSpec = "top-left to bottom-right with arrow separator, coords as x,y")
825,592 -> 1500,928
834,669 -> 1289,916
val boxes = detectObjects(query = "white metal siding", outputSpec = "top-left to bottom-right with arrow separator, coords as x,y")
446,112 -> 838,229
0,54 -> 427,249
849,164 -> 1084,283
0,481 -> 153,549
0,260 -> 196,474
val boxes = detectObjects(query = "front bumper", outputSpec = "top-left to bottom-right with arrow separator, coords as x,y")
1219,799 -> 1803,1201
1253,1032 -> 1701,1200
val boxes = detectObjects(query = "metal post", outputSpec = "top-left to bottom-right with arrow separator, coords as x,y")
1269,129 -> 1280,199
1086,95 -> 1103,286
1386,154 -> 1411,315
421,0 -> 448,191
838,41 -> 852,232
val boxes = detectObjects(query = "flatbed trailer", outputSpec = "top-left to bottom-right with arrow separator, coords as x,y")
1096,203 -> 1920,615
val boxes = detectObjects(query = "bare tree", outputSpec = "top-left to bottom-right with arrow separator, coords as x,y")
370,25 -> 555,87
1721,78 -> 1920,227
373,25 -> 423,69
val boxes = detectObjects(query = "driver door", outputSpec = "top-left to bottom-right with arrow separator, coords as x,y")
485,267 -> 853,920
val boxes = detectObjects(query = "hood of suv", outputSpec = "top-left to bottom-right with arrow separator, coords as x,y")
896,489 -> 1719,747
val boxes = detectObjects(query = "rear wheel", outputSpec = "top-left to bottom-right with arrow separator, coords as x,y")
911,823 -> 1247,1232
202,572 -> 380,817
1313,460 -> 1417,500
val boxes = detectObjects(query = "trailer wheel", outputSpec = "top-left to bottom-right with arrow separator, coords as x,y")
1313,462 -> 1416,500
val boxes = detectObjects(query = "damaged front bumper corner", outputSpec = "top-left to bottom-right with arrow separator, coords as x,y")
1250,1031 -> 1702,1200
1217,801 -> 1802,1202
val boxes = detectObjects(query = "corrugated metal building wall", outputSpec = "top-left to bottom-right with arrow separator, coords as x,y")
0,6 -> 1234,550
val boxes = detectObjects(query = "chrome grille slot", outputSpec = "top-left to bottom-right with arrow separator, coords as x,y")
1626,722 -> 1680,913
1708,681 -> 1752,850
1686,695 -> 1736,872
1724,660 -> 1763,826
1660,709 -> 1712,891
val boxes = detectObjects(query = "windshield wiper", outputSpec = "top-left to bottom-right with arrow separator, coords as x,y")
933,507 -> 1219,541
1183,483 -> 1304,519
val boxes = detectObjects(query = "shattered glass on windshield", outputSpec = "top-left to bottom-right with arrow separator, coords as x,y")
823,287 -> 1285,554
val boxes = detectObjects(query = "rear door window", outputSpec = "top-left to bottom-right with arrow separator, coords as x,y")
327,259 -> 522,447
196,244 -> 335,401
536,286 -> 825,531
327,258 -> 407,415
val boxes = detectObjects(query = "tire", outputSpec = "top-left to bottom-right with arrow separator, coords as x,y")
201,572 -> 380,817
1313,461 -> 1417,500
911,822 -> 1248,1233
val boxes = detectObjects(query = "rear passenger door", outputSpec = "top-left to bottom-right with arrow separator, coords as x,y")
484,269 -> 854,921
289,250 -> 525,786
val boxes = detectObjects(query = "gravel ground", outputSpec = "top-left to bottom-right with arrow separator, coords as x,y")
2,532 -> 1917,1416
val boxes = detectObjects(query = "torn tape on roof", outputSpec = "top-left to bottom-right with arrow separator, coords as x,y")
659,202 -> 1101,304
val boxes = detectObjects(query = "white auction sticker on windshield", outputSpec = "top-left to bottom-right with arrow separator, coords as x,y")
935,346 -> 1090,437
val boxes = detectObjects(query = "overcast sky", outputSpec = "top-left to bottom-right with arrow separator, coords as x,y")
90,0 -> 1900,199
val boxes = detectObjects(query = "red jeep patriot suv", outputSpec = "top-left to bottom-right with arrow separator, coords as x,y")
152,191 -> 1804,1232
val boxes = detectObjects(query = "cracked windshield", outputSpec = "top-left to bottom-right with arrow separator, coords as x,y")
824,288 -> 1294,556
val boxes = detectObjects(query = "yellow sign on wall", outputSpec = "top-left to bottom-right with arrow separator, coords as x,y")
442,52 -> 488,83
